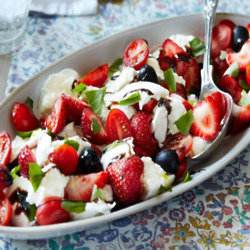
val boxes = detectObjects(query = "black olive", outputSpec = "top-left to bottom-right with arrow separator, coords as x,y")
138,65 -> 158,84
231,25 -> 249,52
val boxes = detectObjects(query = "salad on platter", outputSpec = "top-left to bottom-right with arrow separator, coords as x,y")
0,18 -> 249,227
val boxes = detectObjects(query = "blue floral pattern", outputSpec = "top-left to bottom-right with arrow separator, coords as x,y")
1,0 -> 250,249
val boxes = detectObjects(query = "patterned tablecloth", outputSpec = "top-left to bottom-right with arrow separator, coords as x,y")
1,0 -> 249,249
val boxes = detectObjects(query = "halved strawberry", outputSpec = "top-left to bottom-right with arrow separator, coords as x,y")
80,64 -> 109,88
61,93 -> 90,124
65,172 -> 108,202
209,91 -> 227,120
106,109 -> 133,142
130,111 -> 157,157
0,131 -> 11,168
246,24 -> 250,37
0,170 -> 13,192
175,58 -> 190,77
226,39 -> 250,71
219,19 -> 236,32
133,98 -> 158,113
219,75 -> 243,104
159,39 -> 187,59
81,107 -> 108,145
18,145 -> 36,179
246,64 -> 250,86
175,82 -> 187,99
213,56 -> 229,78
160,133 -> 193,161
44,97 -> 67,134
190,96 -> 221,140
107,155 -> 144,204
158,56 -> 174,71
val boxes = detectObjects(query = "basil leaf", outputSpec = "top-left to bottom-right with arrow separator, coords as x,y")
164,68 -> 176,92
223,61 -> 239,78
85,87 -> 107,115
29,163 -> 45,192
219,50 -> 227,60
174,110 -> 194,136
91,118 -> 101,135
61,200 -> 86,214
64,139 -> 79,151
239,79 -> 250,91
91,184 -> 105,201
70,82 -> 87,95
28,204 -> 37,221
17,129 -> 38,139
25,97 -> 33,110
238,90 -> 250,106
10,165 -> 20,179
119,92 -> 141,106
103,140 -> 124,153
159,185 -> 172,194
181,172 -> 192,183
189,38 -> 206,57
109,58 -> 123,78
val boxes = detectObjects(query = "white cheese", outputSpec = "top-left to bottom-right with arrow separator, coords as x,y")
10,203 -> 31,227
103,184 -> 113,202
10,136 -> 27,162
190,136 -> 209,156
57,122 -> 79,138
188,94 -> 198,107
169,34 -> 195,52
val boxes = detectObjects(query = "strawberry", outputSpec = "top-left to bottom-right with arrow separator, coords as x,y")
106,155 -> 144,204
213,56 -> 229,78
133,98 -> 158,113
44,97 -> 67,134
175,82 -> 187,100
18,145 -> 36,179
175,57 -> 190,77
81,107 -> 108,145
61,93 -> 90,124
0,170 -> 13,192
190,96 -> 221,140
209,91 -> 227,120
65,172 -> 108,202
159,39 -> 187,59
0,131 -> 11,168
247,24 -> 250,37
130,111 -> 157,157
226,39 -> 250,71
219,19 -> 236,32
219,75 -> 243,104
175,158 -> 188,180
246,64 -> 250,86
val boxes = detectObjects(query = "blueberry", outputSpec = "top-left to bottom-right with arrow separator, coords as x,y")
78,147 -> 102,174
231,25 -> 249,52
155,149 -> 180,174
138,65 -> 158,84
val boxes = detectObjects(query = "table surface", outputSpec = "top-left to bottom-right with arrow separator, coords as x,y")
1,0 -> 250,249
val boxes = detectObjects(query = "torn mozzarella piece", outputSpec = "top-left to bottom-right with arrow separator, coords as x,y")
188,94 -> 198,107
10,136 -> 27,162
103,184 -> 113,202
10,204 -> 31,227
169,34 -> 194,51
57,122 -> 80,138
190,137 -> 209,156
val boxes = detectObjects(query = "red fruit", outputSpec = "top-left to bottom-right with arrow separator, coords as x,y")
211,23 -> 232,58
246,64 -> 250,86
190,96 -> 221,140
0,170 -> 12,192
175,58 -> 190,76
219,75 -> 243,104
130,111 -> 157,157
44,97 -> 67,134
175,82 -> 187,99
161,133 -> 193,161
246,24 -> 250,37
0,131 -> 11,167
0,192 -> 12,226
219,19 -> 236,32
134,99 -> 158,113
49,144 -> 78,175
12,103 -> 39,132
18,145 -> 36,179
81,63 -> 109,88
123,39 -> 149,70
210,91 -> 227,120
158,56 -> 174,71
175,158 -> 188,180
107,155 -> 144,204
36,197 -> 70,226
65,172 -> 108,202
226,39 -> 250,71
106,109 -> 133,142
182,99 -> 193,111
81,107 -> 108,145
61,93 -> 90,123
213,56 -> 229,77
159,39 -> 187,59
228,104 -> 250,134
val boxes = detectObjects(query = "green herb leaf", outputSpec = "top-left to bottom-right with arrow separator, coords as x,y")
238,90 -> 250,106
61,200 -> 86,214
91,184 -> 105,201
64,139 -> 79,151
213,73 -> 220,86
91,118 -> 101,135
28,204 -> 37,221
219,50 -> 227,60
17,129 -> 38,139
119,92 -> 141,106
239,79 -> 250,91
164,68 -> 176,92
85,87 -> 107,115
10,165 -> 20,179
189,38 -> 206,57
103,140 -> 124,153
109,58 -> 123,78
174,110 -> 194,136
29,163 -> 45,192
70,82 -> 87,95
159,185 -> 172,194
181,172 -> 192,183
223,61 -> 239,78
25,97 -> 33,110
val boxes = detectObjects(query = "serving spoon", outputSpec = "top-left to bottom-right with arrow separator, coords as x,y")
191,0 -> 233,160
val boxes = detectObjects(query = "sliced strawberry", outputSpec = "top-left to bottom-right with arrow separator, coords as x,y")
219,19 -> 236,32
160,133 -> 193,161
175,82 -> 187,99
0,170 -> 13,192
106,109 -> 133,142
246,64 -> 250,86
247,24 -> 250,37
182,99 -> 193,111
175,158 -> 188,180
81,107 -> 108,145
175,58 -> 190,76
107,155 -> 144,204
159,39 -> 187,59
130,111 -> 157,157
226,39 -> 250,71
209,91 -> 227,120
133,98 -> 158,113
158,56 -> 174,71
213,56 -> 229,78
18,145 -> 36,179
228,104 -> 250,134
211,23 -> 232,59
219,75 -> 243,104
61,93 -> 90,124
44,97 -> 67,134
65,172 -> 108,202
190,96 -> 221,140
0,131 -> 11,168
80,63 -> 109,88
